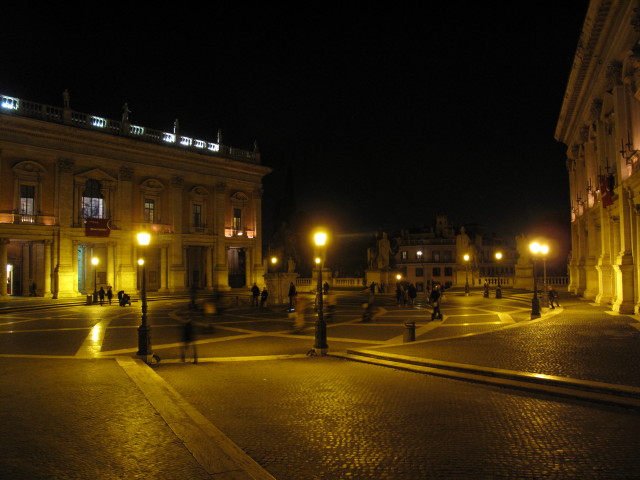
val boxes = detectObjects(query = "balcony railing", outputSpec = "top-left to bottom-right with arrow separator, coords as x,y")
0,94 -> 260,165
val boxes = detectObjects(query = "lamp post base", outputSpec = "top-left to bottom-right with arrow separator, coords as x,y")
137,325 -> 152,359
313,347 -> 329,356
531,293 -> 541,319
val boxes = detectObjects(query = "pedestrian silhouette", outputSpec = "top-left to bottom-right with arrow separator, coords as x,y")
181,320 -> 197,363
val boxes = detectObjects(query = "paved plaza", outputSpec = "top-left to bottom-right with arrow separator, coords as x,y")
1,288 -> 640,478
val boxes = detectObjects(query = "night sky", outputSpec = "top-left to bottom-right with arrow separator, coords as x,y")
1,4 -> 587,265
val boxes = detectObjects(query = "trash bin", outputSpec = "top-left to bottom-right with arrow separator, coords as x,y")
86,295 -> 93,305
403,321 -> 415,342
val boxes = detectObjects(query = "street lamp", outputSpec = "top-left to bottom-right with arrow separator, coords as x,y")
271,256 -> 282,305
91,257 -> 99,302
136,232 -> 152,361
313,231 -> 328,355
495,252 -> 503,299
529,241 -> 549,319
463,254 -> 470,296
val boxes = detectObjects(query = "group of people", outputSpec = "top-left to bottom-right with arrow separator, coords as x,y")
95,286 -> 129,306
250,283 -> 269,308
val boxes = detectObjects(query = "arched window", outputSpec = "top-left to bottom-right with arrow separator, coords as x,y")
81,179 -> 104,219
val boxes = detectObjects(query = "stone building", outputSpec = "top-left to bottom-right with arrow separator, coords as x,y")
0,92 -> 271,298
392,216 -> 516,291
556,0 -> 640,313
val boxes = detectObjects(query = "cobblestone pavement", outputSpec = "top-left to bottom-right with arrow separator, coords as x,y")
156,356 -> 640,479
372,296 -> 640,388
3,290 -> 640,478
0,357 -> 212,480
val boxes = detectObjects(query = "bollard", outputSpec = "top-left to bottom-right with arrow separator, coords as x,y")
403,321 -> 416,342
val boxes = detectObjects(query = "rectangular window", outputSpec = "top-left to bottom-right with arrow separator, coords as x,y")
81,197 -> 104,219
444,267 -> 453,277
233,208 -> 242,231
144,199 -> 155,223
432,251 -> 441,262
432,267 -> 441,277
20,185 -> 35,215
416,267 -> 423,277
401,251 -> 408,260
443,250 -> 452,262
193,204 -> 202,227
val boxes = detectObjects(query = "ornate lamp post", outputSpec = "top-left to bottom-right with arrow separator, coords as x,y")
463,254 -> 470,296
529,241 -> 548,319
313,231 -> 328,355
495,252 -> 503,299
91,257 -> 99,303
136,232 -> 153,362
540,244 -> 549,306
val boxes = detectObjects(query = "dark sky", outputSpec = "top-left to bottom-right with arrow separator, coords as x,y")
1,4 -> 587,255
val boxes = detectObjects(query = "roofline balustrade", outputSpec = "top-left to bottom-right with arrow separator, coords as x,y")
0,94 -> 260,164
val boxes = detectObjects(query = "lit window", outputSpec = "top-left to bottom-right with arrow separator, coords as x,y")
233,208 -> 242,231
20,185 -> 35,215
81,179 -> 104,219
144,199 -> 155,223
401,251 -> 408,260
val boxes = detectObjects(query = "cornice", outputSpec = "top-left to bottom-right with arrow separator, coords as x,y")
0,114 -> 272,179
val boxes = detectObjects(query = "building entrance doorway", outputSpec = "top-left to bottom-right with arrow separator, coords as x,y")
228,248 -> 246,288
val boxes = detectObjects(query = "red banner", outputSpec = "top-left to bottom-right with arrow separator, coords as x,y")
85,219 -> 111,237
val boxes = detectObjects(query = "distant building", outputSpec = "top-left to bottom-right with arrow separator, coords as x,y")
0,92 -> 271,297
392,216 -> 516,291
555,1 -> 640,312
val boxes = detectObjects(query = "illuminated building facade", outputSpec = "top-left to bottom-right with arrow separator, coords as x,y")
556,0 -> 640,313
393,216 -> 516,290
0,93 -> 270,297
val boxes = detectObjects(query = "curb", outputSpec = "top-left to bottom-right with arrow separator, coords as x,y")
116,356 -> 275,480
331,349 -> 640,410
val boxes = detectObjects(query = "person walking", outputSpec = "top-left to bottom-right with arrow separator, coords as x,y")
106,286 -> 113,305
260,286 -> 269,309
407,283 -> 417,306
547,285 -> 560,309
288,282 -> 297,310
98,286 -> 105,306
250,283 -> 260,308
180,319 -> 197,364
429,284 -> 443,320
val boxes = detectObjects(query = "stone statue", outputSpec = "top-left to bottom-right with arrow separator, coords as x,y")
287,257 -> 296,273
376,232 -> 391,270
367,245 -> 378,270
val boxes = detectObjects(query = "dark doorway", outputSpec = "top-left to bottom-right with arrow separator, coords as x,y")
228,248 -> 246,288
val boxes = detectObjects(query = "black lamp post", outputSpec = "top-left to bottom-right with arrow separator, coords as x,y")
313,232 -> 328,355
529,242 -> 543,319
136,233 -> 153,361
91,257 -> 99,303
495,252 -> 502,299
464,254 -> 470,296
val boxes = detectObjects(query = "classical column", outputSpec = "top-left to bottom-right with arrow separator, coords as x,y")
21,243 -> 31,296
613,189 -> 635,313
107,242 -> 115,289
596,206 -> 613,305
159,245 -> 169,292
0,239 -> 8,296
205,246 -> 214,290
43,240 -> 52,298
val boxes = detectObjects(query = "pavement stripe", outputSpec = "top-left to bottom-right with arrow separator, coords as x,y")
116,356 -> 275,480
76,319 -> 112,357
